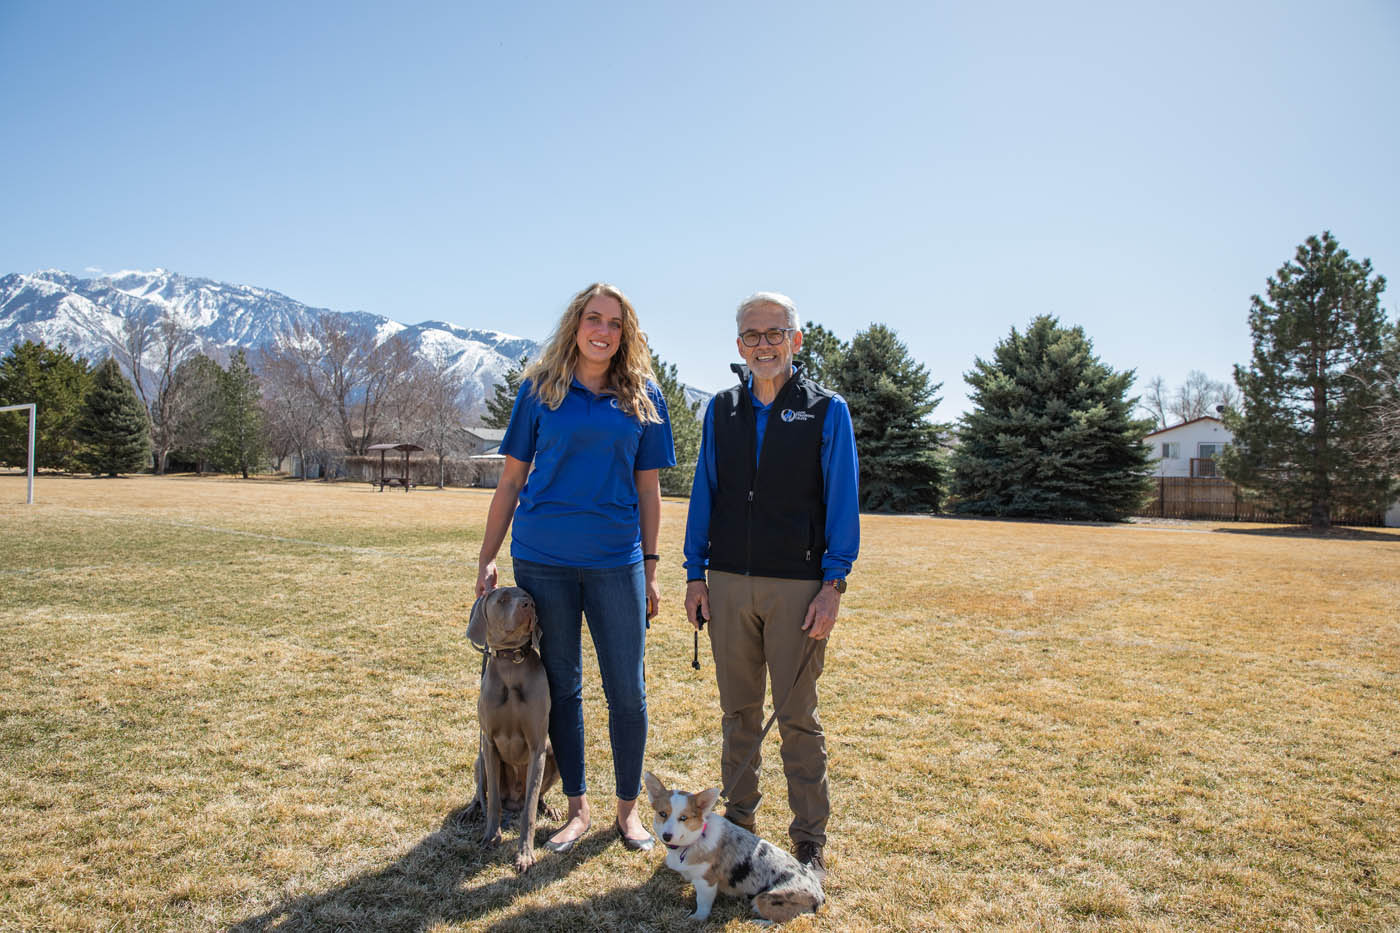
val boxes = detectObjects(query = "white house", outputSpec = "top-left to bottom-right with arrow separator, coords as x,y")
1143,416 -> 1233,478
463,427 -> 506,457
1143,416 -> 1400,526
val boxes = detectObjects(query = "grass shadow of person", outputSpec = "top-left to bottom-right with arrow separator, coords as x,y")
474,860 -> 760,932
229,805 -> 614,933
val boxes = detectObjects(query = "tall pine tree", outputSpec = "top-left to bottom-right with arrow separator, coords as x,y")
0,341 -> 92,471
794,321 -> 847,388
649,349 -> 701,496
483,354 -> 529,429
834,323 -> 945,512
77,357 -> 151,476
214,349 -> 265,478
952,315 -> 1153,521
1220,232 -> 1395,528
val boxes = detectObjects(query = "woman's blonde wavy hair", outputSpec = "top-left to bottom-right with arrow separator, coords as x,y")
524,282 -> 661,423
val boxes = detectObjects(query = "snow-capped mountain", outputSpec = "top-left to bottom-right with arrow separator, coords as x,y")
0,269 -> 541,418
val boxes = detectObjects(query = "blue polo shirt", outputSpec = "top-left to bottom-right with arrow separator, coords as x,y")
501,377 -> 675,568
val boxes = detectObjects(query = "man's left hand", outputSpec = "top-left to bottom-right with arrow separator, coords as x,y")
801,584 -> 841,640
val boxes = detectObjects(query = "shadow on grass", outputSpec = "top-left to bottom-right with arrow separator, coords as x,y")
1211,525 -> 1399,543
229,806 -> 661,933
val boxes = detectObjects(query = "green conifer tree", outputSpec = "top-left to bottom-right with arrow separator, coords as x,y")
649,349 -> 701,496
794,321 -> 847,388
214,349 -> 265,478
834,323 -> 945,512
1220,232 -> 1396,528
483,354 -> 529,429
76,357 -> 151,476
0,341 -> 93,470
952,315 -> 1153,521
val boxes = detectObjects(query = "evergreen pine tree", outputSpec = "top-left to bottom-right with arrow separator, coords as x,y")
169,354 -> 225,472
649,349 -> 701,496
834,323 -> 945,512
214,349 -> 265,478
951,315 -> 1154,521
1220,232 -> 1395,528
0,341 -> 93,470
76,357 -> 151,476
483,354 -> 529,429
794,321 -> 847,388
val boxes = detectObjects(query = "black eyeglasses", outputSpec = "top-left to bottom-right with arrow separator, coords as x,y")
739,328 -> 795,347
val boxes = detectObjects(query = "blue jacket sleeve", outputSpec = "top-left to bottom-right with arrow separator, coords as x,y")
636,381 -> 677,470
499,380 -> 537,463
682,398 -> 718,578
820,394 -> 860,580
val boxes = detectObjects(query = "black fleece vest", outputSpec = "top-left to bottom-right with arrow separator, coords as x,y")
706,363 -> 833,580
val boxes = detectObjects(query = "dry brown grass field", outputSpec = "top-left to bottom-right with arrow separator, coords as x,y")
1,474 -> 1396,932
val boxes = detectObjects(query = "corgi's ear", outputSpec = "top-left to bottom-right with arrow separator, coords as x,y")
643,771 -> 666,804
695,787 -> 720,815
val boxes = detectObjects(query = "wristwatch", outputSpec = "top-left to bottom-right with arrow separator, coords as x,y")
826,578 -> 847,594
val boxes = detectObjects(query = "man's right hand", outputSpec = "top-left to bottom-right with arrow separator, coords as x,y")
684,580 -> 710,632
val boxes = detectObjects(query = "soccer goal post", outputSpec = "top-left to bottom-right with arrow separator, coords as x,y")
0,403 -> 36,504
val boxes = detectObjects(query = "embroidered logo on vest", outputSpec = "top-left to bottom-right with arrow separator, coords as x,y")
781,408 -> 815,423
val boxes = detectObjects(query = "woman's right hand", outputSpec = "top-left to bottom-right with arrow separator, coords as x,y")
476,560 -> 498,598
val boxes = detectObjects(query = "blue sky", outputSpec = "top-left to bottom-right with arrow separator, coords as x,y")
2,0 -> 1397,419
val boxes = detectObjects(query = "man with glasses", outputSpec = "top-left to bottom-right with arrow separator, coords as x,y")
683,291 -> 860,879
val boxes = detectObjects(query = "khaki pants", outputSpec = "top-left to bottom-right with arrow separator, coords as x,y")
707,570 -> 828,846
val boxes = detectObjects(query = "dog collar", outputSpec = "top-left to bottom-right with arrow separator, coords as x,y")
471,643 -> 531,664
666,819 -> 708,863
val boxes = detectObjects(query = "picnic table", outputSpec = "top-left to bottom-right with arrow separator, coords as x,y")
367,443 -> 423,492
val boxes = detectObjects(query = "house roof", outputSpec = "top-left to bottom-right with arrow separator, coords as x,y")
1143,415 -> 1224,439
465,427 -> 507,442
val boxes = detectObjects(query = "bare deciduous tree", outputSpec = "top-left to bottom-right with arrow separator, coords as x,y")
1141,371 -> 1239,428
259,335 -> 331,478
1140,375 -> 1169,429
261,316 -> 421,475
410,350 -> 471,488
114,310 -> 198,473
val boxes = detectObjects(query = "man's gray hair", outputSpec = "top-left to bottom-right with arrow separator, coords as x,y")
736,292 -> 799,330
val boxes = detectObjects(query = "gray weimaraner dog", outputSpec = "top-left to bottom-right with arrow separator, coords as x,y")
464,585 -> 560,872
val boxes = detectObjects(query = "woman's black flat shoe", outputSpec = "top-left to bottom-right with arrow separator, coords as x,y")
543,822 -> 590,854
615,819 -> 655,852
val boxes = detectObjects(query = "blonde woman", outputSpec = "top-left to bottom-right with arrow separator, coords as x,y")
476,283 -> 674,854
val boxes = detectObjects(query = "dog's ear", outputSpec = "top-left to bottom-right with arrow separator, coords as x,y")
695,787 -> 720,815
643,770 -> 666,804
530,603 -> 542,655
465,592 -> 490,650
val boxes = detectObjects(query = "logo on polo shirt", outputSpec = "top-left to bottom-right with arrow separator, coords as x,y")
781,409 -> 815,422
610,398 -> 621,410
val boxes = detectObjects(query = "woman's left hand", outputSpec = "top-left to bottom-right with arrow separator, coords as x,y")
645,575 -> 661,620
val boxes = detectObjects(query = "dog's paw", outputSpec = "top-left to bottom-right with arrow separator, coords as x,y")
687,910 -> 711,921
482,830 -> 502,848
514,849 -> 536,873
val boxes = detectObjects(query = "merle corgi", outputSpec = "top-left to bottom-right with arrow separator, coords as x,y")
644,771 -> 824,923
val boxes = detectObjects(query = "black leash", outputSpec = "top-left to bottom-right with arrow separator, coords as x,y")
691,607 -> 821,806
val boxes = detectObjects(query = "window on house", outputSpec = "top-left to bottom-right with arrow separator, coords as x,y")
1162,442 -> 1180,459
1198,443 -> 1222,459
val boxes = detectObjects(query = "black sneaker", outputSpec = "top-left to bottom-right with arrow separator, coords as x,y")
794,841 -> 827,879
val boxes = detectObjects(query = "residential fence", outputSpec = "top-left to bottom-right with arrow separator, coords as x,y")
342,454 -> 504,488
1136,476 -> 1385,526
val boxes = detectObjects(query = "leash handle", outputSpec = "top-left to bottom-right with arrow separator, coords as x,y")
691,609 -> 708,670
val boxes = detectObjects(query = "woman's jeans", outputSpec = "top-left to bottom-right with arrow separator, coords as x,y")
511,557 -> 648,801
